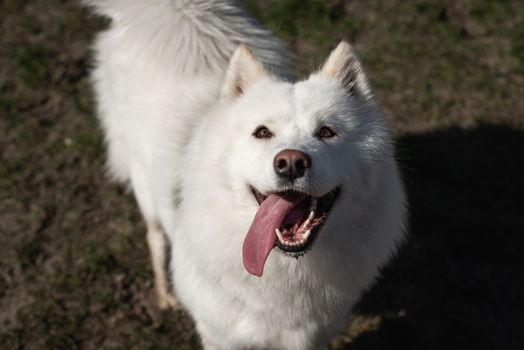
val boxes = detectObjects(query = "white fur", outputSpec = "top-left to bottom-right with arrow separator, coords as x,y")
86,1 -> 406,349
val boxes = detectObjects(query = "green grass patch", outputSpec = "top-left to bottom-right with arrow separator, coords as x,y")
16,46 -> 48,87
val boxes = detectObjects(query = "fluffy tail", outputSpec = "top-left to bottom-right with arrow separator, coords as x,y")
83,0 -> 173,21
82,0 -> 130,20
82,0 -> 115,18
82,0 -> 291,76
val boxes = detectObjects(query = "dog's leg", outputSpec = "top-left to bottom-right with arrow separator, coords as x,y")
197,322 -> 225,350
146,219 -> 178,310
200,336 -> 221,350
130,165 -> 178,310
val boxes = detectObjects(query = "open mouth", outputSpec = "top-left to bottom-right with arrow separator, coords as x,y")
251,187 -> 339,254
242,186 -> 340,277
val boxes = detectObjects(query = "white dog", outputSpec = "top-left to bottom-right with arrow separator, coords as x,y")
85,1 -> 406,349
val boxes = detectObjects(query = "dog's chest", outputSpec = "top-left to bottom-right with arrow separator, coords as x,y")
179,262 -> 346,349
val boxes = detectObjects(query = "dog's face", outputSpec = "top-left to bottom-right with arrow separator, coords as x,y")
216,43 -> 392,276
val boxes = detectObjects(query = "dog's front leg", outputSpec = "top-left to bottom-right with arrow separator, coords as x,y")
200,336 -> 222,350
146,219 -> 178,310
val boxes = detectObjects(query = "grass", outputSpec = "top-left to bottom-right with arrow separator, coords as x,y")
0,0 -> 523,349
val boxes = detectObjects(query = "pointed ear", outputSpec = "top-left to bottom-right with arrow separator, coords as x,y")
321,41 -> 372,99
220,45 -> 269,103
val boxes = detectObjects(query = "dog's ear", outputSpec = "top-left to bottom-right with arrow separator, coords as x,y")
320,41 -> 372,99
221,45 -> 269,103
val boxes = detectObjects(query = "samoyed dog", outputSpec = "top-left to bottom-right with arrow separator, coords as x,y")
85,0 -> 406,349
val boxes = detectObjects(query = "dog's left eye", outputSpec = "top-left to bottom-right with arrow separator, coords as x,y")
316,126 -> 337,139
253,126 -> 273,139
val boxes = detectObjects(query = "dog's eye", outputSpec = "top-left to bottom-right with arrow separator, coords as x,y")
253,126 -> 273,139
316,126 -> 337,139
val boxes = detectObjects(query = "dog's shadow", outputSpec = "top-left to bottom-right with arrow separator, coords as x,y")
343,125 -> 524,350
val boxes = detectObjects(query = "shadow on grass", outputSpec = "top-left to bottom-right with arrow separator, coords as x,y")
346,125 -> 524,350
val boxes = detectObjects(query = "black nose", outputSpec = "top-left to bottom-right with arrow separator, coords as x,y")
273,149 -> 312,181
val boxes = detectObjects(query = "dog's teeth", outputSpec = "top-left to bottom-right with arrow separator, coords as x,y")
310,198 -> 317,212
275,228 -> 284,242
302,218 -> 310,229
303,230 -> 311,240
297,211 -> 315,232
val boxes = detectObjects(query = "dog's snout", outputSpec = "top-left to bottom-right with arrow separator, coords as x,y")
273,149 -> 311,181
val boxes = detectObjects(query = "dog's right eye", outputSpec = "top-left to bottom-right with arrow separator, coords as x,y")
253,126 -> 273,139
316,126 -> 337,139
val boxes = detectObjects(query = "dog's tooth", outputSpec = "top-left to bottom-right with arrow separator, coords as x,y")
310,198 -> 317,212
303,230 -> 312,240
297,211 -> 315,232
275,228 -> 284,243
301,218 -> 310,230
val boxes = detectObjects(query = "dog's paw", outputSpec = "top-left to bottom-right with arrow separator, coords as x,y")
158,292 -> 179,311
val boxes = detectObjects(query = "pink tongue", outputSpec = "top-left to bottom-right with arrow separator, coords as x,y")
242,193 -> 306,277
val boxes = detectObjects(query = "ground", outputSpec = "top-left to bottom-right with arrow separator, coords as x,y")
1,0 -> 523,349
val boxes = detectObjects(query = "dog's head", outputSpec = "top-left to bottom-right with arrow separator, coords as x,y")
199,42 -> 400,277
